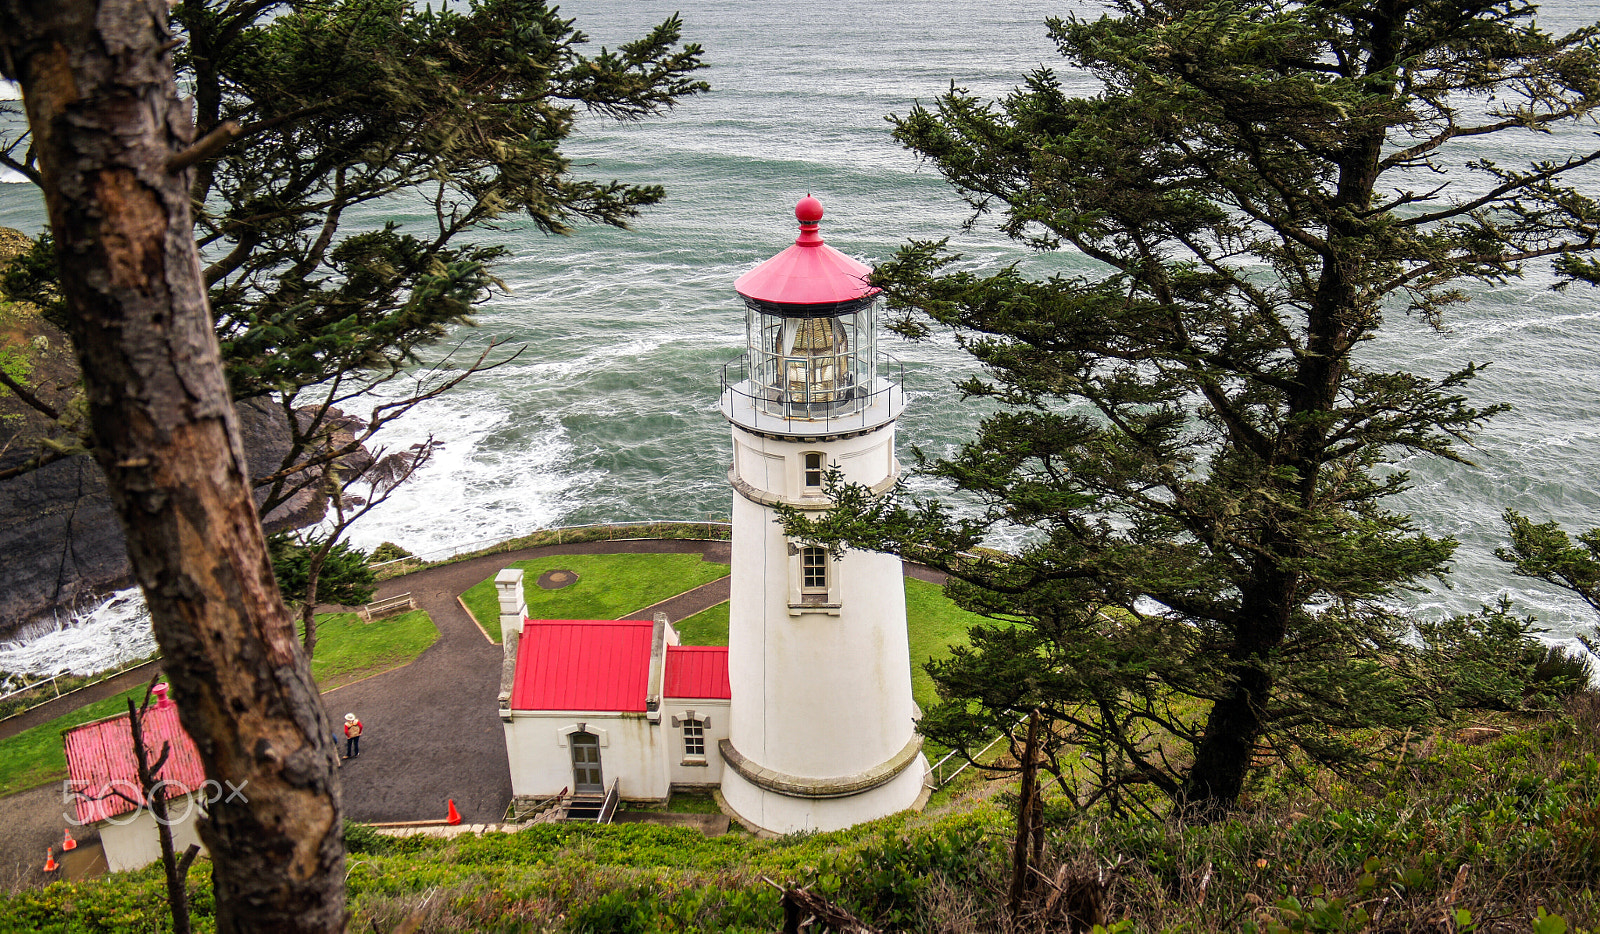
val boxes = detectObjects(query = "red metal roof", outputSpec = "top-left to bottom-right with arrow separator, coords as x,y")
664,646 -> 731,700
511,620 -> 655,712
63,700 -> 208,824
733,197 -> 879,307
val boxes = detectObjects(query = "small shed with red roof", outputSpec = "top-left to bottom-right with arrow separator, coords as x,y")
496,570 -> 731,804
62,685 -> 211,873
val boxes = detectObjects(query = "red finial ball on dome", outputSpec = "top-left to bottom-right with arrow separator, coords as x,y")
795,195 -> 824,224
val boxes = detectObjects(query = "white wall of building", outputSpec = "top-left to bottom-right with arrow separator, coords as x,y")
98,794 -> 208,874
720,749 -> 929,836
502,701 -> 731,802
664,698 -> 730,789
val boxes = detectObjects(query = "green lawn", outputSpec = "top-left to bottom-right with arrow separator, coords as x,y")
306,609 -> 439,689
903,578 -> 989,713
0,609 -> 439,798
674,601 -> 729,646
462,554 -> 731,642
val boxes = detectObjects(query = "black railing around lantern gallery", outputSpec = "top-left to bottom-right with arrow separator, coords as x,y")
720,352 -> 905,435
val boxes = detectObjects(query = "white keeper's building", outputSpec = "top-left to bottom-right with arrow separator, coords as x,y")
500,196 -> 928,834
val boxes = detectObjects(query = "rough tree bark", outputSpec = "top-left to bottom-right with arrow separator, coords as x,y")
1008,708 -> 1042,917
0,2 -> 347,931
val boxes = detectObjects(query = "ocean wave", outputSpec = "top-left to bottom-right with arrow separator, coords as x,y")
0,589 -> 155,677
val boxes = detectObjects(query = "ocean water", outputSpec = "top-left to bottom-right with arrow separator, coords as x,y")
2,0 -> 1599,673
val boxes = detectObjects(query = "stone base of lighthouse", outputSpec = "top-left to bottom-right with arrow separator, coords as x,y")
717,746 -> 930,835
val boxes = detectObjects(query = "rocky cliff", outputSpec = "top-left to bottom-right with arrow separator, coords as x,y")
0,229 -> 330,635
0,398 -> 316,636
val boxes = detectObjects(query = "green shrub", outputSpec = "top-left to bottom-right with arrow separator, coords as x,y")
568,888 -> 654,934
1531,644 -> 1594,699
344,820 -> 388,856
370,541 -> 414,563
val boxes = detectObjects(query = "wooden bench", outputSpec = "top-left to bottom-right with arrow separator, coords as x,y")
357,593 -> 415,622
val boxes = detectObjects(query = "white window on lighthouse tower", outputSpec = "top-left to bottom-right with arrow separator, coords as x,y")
788,542 -> 840,613
803,452 -> 825,491
801,547 -> 829,591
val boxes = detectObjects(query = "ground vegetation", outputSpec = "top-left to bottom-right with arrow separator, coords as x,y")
460,553 -> 732,642
1,700 -> 1596,933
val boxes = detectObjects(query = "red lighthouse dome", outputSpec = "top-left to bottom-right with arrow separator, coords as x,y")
734,197 -> 879,312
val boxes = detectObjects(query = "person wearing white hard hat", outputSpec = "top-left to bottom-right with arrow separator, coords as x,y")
342,712 -> 363,759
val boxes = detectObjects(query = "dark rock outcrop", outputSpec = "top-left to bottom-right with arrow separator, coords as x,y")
0,228 -> 364,634
0,399 -> 322,635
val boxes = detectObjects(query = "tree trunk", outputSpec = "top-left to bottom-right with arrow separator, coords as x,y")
1180,567 -> 1297,817
1009,708 -> 1041,916
301,545 -> 326,658
0,3 -> 347,931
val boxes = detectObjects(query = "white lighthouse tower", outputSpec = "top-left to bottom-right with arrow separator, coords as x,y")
717,196 -> 927,834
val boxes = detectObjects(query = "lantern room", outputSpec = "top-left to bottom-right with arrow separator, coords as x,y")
722,196 -> 903,434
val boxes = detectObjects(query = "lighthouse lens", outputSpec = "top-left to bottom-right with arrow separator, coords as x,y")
743,303 -> 880,420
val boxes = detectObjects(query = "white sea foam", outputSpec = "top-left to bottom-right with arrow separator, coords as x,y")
0,589 -> 154,677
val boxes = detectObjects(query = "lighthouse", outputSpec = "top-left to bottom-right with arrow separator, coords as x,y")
717,196 -> 928,834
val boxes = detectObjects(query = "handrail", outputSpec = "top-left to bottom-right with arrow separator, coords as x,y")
597,778 -> 620,825
924,712 -> 1031,790
0,672 -> 63,704
720,353 -> 905,435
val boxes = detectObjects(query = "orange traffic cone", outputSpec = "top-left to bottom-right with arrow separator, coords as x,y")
61,828 -> 77,852
445,799 -> 462,825
43,849 -> 58,873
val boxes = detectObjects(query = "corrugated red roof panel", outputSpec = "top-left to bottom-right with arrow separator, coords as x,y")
63,701 -> 208,824
511,620 -> 655,712
664,646 -> 731,700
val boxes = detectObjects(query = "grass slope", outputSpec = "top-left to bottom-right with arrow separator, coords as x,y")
673,602 -> 729,646
461,554 -> 730,642
903,578 -> 986,713
7,703 -> 1600,932
306,610 -> 439,690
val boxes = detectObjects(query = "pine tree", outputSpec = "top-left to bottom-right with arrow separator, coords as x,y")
788,0 -> 1600,817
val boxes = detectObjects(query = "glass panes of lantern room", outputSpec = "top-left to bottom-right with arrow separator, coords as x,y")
746,302 -> 878,417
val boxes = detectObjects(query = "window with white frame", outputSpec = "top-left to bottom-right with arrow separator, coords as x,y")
682,718 -> 705,758
801,546 -> 828,590
803,452 -> 825,490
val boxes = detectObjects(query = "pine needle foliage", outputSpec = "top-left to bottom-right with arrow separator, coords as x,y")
784,0 -> 1600,819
